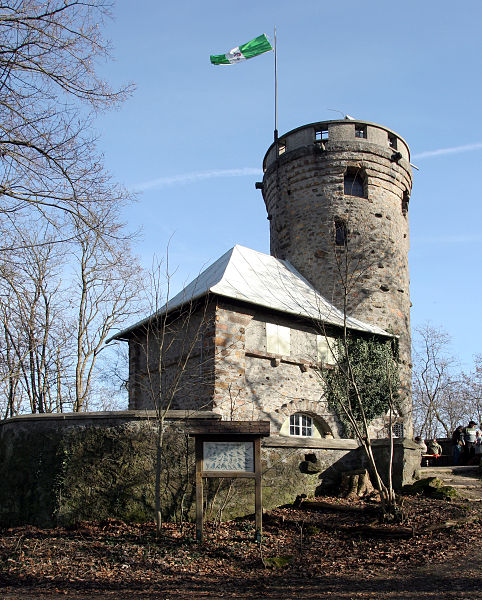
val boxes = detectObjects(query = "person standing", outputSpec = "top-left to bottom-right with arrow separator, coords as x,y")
463,421 -> 478,463
452,426 -> 465,466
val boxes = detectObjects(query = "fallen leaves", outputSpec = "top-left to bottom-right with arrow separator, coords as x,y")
0,496 -> 481,598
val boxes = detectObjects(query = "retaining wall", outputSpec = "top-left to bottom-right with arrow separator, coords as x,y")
0,411 -> 420,527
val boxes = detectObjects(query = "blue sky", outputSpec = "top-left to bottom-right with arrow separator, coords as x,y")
96,0 -> 482,370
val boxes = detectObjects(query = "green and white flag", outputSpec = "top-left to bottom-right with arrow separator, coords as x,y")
210,34 -> 273,65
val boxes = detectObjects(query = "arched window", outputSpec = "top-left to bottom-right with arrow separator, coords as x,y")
290,413 -> 313,437
344,168 -> 365,198
280,412 -> 333,439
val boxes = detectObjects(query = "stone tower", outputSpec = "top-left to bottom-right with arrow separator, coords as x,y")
260,119 -> 413,431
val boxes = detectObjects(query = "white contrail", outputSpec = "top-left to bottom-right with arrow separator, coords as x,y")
417,234 -> 482,244
132,167 -> 263,192
412,142 -> 482,160
132,142 -> 482,190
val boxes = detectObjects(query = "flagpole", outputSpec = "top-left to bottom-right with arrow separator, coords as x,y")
274,26 -> 278,145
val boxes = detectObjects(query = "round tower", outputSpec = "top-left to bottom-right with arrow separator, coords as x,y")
260,119 -> 413,430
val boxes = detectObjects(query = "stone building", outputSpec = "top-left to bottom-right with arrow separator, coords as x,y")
111,118 -> 413,441
0,119 -> 418,527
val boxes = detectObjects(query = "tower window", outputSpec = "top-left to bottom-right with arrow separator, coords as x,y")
388,134 -> 397,149
402,191 -> 409,216
355,125 -> 367,139
290,413 -> 313,437
344,168 -> 366,198
334,219 -> 347,246
315,128 -> 328,141
278,140 -> 286,156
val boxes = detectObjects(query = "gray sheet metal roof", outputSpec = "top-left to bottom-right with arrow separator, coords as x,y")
108,245 -> 390,341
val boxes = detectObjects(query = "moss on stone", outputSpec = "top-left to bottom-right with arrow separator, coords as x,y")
402,477 -> 458,500
0,427 -> 63,527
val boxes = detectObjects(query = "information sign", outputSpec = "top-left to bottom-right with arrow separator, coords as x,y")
203,441 -> 254,472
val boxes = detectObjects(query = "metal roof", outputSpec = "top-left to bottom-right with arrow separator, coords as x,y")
108,245 -> 390,342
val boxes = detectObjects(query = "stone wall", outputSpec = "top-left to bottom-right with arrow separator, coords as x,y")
0,412 -> 420,527
261,120 -> 413,436
212,299 -> 345,435
127,300 -> 216,411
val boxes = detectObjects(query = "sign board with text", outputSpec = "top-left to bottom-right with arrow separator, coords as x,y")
188,421 -> 270,542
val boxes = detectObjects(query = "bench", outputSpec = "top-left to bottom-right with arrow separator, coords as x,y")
421,453 -> 441,467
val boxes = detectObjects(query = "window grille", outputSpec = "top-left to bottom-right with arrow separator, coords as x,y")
392,422 -> 404,438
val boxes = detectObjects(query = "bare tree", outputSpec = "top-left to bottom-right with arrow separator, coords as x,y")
0,231 -> 68,414
0,0 -> 132,254
133,257 -> 214,532
71,211 -> 144,412
412,323 -> 462,438
0,2 -> 145,418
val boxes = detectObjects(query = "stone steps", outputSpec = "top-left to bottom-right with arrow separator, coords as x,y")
415,466 -> 482,500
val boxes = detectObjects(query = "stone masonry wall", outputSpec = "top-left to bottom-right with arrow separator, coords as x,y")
0,412 -> 419,527
262,120 -> 413,435
213,300 -> 344,437
128,301 -> 216,412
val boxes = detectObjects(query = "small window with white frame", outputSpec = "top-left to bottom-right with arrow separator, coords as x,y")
290,413 -> 313,437
266,322 -> 290,355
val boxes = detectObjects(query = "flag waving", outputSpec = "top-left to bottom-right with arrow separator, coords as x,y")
210,34 -> 273,65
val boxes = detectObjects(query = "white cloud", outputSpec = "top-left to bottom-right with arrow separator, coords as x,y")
412,142 -> 482,160
132,167 -> 263,192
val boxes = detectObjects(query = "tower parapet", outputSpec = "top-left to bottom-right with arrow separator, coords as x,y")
261,119 -> 413,432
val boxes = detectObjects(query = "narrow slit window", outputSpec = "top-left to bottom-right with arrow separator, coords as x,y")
278,140 -> 286,156
388,133 -> 397,149
402,191 -> 409,216
334,219 -> 347,246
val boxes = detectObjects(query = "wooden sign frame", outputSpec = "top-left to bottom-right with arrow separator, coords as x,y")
188,421 -> 270,543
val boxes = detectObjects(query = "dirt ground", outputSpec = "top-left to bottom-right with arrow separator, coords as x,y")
1,495 -> 481,600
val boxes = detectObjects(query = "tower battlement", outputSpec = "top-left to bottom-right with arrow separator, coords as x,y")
263,120 -> 411,172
